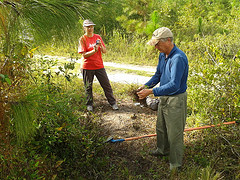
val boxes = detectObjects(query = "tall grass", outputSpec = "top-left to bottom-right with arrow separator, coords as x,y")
11,102 -> 36,145
39,29 -> 159,66
104,29 -> 158,66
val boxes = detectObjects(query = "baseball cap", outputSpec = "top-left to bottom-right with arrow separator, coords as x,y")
83,19 -> 96,27
147,27 -> 173,46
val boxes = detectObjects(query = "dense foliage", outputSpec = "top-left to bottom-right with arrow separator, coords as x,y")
0,0 -> 239,179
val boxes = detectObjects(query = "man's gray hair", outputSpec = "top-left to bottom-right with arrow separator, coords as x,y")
159,37 -> 173,42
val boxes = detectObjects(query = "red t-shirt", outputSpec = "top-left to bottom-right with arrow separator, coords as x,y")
78,34 -> 105,70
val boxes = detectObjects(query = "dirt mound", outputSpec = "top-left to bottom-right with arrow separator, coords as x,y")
95,98 -> 157,140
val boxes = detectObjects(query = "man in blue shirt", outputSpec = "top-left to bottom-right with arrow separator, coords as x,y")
137,27 -> 188,171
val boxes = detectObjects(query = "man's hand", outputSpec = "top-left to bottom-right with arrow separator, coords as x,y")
137,85 -> 147,92
137,89 -> 153,99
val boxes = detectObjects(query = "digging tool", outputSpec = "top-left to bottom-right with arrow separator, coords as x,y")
105,120 -> 239,143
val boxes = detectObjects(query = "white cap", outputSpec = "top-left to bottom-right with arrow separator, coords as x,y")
83,19 -> 96,27
147,27 -> 173,46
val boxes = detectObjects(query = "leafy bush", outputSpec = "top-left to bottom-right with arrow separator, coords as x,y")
3,53 -> 108,178
4,82 -> 108,179
29,86 -> 106,178
183,33 -> 240,126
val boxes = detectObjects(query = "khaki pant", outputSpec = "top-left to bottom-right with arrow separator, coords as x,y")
156,92 -> 187,169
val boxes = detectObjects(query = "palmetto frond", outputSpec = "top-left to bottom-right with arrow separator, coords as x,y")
1,0 -> 98,46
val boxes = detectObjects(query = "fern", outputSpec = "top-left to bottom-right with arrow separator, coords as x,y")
201,165 -> 223,180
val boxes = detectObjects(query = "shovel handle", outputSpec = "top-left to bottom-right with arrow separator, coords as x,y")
124,121 -> 238,141
125,134 -> 156,141
184,121 -> 238,132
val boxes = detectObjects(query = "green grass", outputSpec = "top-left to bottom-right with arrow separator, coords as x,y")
105,66 -> 153,77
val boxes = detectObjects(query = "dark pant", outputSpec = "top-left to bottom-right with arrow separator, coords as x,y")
81,68 -> 116,106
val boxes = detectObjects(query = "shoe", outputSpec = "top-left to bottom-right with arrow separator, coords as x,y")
149,149 -> 169,157
111,103 -> 119,110
87,105 -> 93,111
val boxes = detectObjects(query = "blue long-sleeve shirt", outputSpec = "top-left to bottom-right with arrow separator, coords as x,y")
145,45 -> 188,96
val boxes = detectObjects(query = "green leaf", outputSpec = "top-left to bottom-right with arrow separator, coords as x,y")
35,161 -> 39,167
58,66 -> 64,72
0,74 -> 11,85
0,74 -> 5,79
5,78 -> 12,85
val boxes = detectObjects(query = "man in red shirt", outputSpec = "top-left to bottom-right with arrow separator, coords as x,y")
78,19 -> 118,111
